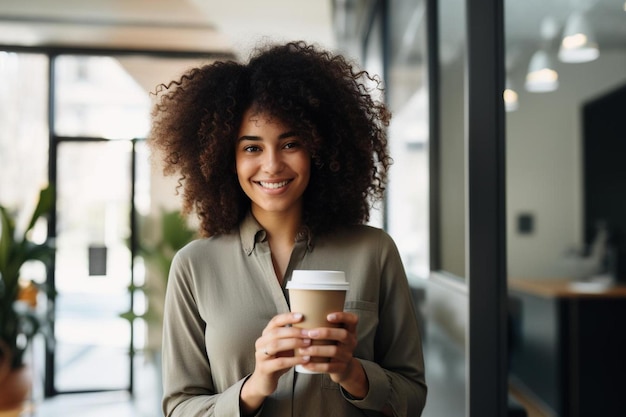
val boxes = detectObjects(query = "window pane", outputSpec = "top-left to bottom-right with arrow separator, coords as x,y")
386,0 -> 430,283
54,55 -> 151,139
55,141 -> 133,391
0,52 -> 48,208
437,0 -> 466,278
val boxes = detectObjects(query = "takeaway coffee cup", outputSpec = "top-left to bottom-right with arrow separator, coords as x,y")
286,270 -> 349,373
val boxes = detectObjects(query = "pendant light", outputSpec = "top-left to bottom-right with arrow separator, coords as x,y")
504,77 -> 519,112
525,50 -> 559,92
558,11 -> 599,63
525,17 -> 560,93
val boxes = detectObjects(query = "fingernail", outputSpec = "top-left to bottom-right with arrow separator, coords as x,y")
292,313 -> 303,320
303,338 -> 311,345
302,356 -> 311,362
327,313 -> 337,321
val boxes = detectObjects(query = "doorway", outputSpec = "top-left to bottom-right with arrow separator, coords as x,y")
48,54 -> 151,395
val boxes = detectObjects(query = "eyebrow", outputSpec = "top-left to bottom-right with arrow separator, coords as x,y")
238,131 -> 298,142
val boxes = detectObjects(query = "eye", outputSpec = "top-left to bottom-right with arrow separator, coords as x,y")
283,140 -> 301,150
243,144 -> 261,152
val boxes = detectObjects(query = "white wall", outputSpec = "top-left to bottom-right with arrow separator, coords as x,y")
506,50 -> 626,279
439,52 -> 466,279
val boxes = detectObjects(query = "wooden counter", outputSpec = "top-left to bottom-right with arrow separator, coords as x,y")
508,278 -> 626,417
509,278 -> 626,298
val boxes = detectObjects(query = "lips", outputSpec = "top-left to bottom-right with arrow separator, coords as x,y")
257,180 -> 291,189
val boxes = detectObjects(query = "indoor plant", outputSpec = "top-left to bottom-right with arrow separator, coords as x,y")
120,208 -> 196,404
0,185 -> 55,409
122,208 -> 196,356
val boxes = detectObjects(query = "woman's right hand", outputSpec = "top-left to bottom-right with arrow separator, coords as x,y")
240,312 -> 311,414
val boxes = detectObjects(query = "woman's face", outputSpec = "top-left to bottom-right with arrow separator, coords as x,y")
236,108 -> 311,221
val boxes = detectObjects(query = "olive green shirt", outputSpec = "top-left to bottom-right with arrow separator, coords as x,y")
162,214 -> 427,416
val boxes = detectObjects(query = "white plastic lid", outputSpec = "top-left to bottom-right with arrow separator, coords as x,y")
286,270 -> 349,291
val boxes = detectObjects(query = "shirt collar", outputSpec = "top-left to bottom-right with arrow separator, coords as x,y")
239,211 -> 314,255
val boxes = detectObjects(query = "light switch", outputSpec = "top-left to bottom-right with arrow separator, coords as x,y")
517,213 -> 534,234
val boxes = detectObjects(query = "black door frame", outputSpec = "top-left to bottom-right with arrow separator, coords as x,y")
465,0 -> 508,415
427,0 -> 508,415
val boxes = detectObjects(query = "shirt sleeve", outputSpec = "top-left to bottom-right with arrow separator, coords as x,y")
161,250 -> 246,417
342,231 -> 428,416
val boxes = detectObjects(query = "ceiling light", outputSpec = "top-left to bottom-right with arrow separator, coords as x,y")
504,78 -> 519,112
525,49 -> 559,92
558,11 -> 599,63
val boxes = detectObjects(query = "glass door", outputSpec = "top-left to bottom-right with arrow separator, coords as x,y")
50,54 -> 151,394
54,140 -> 135,392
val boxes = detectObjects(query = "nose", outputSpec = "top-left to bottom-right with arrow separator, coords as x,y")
262,148 -> 284,173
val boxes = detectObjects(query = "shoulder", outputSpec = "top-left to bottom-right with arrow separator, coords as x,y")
326,224 -> 396,246
315,224 -> 399,257
172,232 -> 240,265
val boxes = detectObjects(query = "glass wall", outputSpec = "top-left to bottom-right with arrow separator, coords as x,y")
55,56 -> 151,139
504,1 -> 626,283
54,140 -> 136,391
50,53 -> 205,395
505,1 -> 626,415
0,51 -> 50,403
385,0 -> 431,283
435,0 -> 465,279
52,54 -> 152,393
0,52 -> 49,212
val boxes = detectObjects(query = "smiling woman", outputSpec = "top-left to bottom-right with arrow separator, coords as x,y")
148,40 -> 427,417
236,110 -> 310,223
235,109 -> 312,281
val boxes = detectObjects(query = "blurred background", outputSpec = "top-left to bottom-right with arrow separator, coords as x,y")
1,0 -> 625,416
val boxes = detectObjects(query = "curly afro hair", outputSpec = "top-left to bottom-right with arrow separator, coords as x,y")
149,41 -> 392,238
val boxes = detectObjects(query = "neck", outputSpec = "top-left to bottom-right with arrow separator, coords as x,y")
251,208 -> 303,282
253,209 -> 302,244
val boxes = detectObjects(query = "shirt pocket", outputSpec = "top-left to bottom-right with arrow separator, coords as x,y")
344,300 -> 378,359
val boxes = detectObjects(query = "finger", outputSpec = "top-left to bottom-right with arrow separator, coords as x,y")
302,327 -> 355,346
264,312 -> 304,333
300,360 -> 347,375
261,324 -> 308,343
258,353 -> 312,371
256,326 -> 310,355
326,312 -> 358,330
259,336 -> 312,358
298,342 -> 353,362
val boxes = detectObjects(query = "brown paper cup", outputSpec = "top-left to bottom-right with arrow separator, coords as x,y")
286,270 -> 349,374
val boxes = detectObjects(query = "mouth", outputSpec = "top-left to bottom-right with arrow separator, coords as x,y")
256,180 -> 291,190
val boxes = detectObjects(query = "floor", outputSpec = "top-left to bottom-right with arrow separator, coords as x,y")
12,328 -> 540,417
509,381 -> 554,417
9,314 -> 542,417
14,357 -> 161,417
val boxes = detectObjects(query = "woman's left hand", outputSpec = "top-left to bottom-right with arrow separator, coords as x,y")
297,311 -> 369,398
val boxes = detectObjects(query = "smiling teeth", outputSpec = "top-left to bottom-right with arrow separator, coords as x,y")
259,180 -> 289,189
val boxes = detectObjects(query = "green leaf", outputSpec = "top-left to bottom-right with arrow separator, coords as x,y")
161,210 -> 196,250
24,184 -> 54,238
0,186 -> 56,370
0,206 -> 16,273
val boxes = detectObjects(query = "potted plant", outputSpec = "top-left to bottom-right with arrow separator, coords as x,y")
122,208 -> 196,358
0,185 -> 55,410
